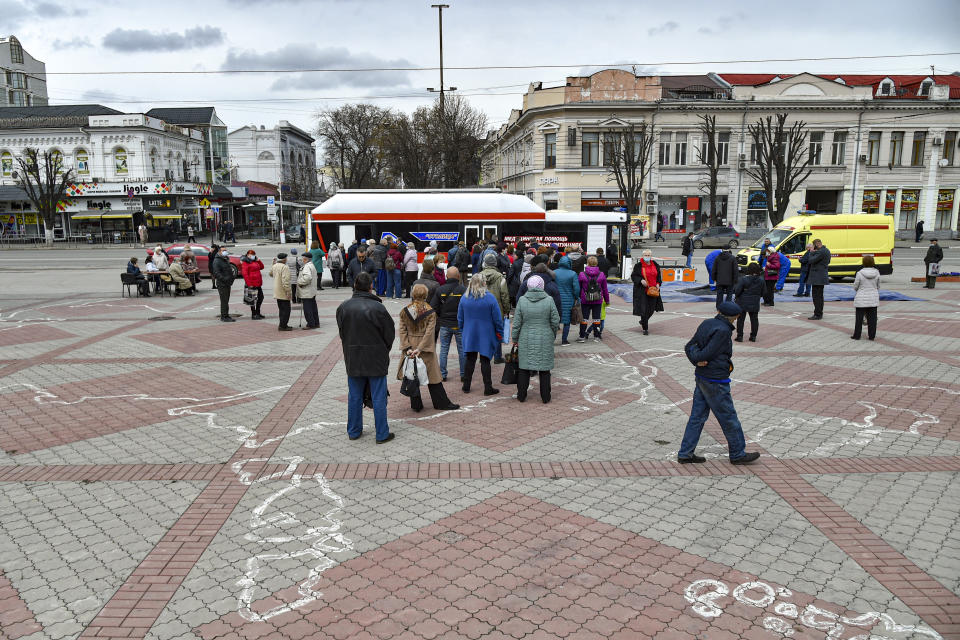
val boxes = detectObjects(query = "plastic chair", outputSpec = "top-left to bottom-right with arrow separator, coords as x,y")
121,273 -> 140,297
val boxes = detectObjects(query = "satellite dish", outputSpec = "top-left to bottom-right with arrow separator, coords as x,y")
939,158 -> 950,167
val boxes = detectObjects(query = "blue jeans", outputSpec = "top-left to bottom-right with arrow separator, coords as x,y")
388,269 -> 402,298
678,379 -> 747,461
437,326 -> 464,380
347,375 -> 390,441
376,269 -> 387,296
685,254 -> 693,269
796,271 -> 810,295
562,323 -> 571,343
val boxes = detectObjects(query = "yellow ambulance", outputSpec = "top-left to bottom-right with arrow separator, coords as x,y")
737,213 -> 894,278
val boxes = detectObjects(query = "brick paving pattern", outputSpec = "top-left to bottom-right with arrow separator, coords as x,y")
1,282 -> 958,639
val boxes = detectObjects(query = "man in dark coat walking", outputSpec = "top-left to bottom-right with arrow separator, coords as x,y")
336,272 -> 395,443
806,238 -> 831,320
681,232 -> 694,269
923,238 -> 943,288
678,301 -> 760,465
710,249 -> 739,307
915,220 -> 924,243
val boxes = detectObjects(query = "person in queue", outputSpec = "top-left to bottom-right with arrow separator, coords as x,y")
208,244 -> 220,289
512,275 -> 560,404
241,249 -> 265,319
337,271 -> 395,444
761,246 -> 780,307
553,255 -> 580,346
270,251 -> 293,331
398,283 -> 460,412
430,266 -> 466,383
327,242 -> 344,289
402,242 -> 419,297
806,238 -> 831,320
480,253 -> 510,363
414,258 -> 441,298
211,247 -> 235,322
733,262 -> 763,342
346,245 -> 377,288
310,241 -> 326,291
631,249 -> 663,335
851,255 -> 880,340
297,251 -> 320,330
577,255 -> 609,343
678,301 -> 760,466
457,273 -> 503,396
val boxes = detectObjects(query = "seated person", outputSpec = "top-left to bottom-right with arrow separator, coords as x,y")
126,257 -> 151,297
181,248 -> 198,271
168,256 -> 195,295
143,256 -> 161,290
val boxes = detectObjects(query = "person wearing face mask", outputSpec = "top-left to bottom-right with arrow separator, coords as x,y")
210,247 -> 236,322
297,251 -> 320,329
241,250 -> 265,319
630,249 -> 664,335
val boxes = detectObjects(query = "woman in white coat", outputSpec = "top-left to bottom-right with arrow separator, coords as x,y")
852,255 -> 880,341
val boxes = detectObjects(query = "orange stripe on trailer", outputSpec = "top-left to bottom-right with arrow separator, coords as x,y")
310,212 -> 546,222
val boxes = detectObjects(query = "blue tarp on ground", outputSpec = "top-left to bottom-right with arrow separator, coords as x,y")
608,282 -> 923,304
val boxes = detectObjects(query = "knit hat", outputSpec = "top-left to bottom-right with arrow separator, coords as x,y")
527,275 -> 545,290
483,254 -> 498,267
277,252 -> 287,260
717,301 -> 742,316
766,246 -> 775,253
290,248 -> 298,255
302,251 -> 312,258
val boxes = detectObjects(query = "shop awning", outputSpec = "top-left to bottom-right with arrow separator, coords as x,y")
71,213 -> 133,220
102,213 -> 133,219
71,213 -> 102,220
148,213 -> 181,219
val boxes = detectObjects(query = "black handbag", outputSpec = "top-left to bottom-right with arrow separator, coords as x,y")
501,345 -> 519,385
400,363 -> 421,398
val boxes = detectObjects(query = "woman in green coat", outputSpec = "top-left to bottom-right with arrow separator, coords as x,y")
511,275 -> 560,404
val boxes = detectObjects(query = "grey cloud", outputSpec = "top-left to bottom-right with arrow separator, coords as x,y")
1,0 -> 82,26
102,26 -> 225,52
81,89 -> 124,103
647,21 -> 678,37
698,13 -> 744,35
52,37 -> 93,50
34,1 -> 86,17
221,44 -> 413,91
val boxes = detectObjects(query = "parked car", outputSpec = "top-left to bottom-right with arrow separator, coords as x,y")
285,225 -> 303,242
692,226 -> 740,249
147,243 -> 242,278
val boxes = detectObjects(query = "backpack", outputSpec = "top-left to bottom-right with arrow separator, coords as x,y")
385,256 -> 396,270
585,274 -> 602,302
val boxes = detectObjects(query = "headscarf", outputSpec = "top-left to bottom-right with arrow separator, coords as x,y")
527,275 -> 544,290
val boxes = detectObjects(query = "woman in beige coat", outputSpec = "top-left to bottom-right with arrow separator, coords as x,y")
397,284 -> 459,412
269,252 -> 293,331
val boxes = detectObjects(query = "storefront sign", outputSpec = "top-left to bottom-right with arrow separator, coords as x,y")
581,199 -> 642,207
539,177 -> 559,185
748,190 -> 768,210
5,213 -> 38,225
410,231 -> 459,242
686,196 -> 701,212
900,189 -> 919,212
145,197 -> 175,209
66,181 -> 213,197
937,189 -> 954,211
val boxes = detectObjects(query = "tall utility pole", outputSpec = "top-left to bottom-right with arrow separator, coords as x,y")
431,4 -> 450,110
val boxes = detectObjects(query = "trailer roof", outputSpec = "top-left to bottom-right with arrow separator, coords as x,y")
310,190 -> 546,222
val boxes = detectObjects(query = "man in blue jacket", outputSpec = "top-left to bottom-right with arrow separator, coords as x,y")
704,249 -> 722,290
677,301 -> 760,465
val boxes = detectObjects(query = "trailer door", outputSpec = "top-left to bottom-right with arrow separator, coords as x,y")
586,224 -> 606,254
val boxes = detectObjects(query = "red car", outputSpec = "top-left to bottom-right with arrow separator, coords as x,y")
146,243 -> 242,279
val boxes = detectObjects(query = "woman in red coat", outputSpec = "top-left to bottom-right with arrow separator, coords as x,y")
240,249 -> 266,319
762,246 -> 780,307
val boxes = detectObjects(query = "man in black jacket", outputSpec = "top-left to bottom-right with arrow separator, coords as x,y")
346,246 -> 377,288
710,249 -> 739,307
806,239 -> 831,320
681,232 -> 694,269
336,272 -> 395,443
923,238 -> 943,288
210,248 -> 236,322
677,301 -> 760,465
430,267 -> 466,382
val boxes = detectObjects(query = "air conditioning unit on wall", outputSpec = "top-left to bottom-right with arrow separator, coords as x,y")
738,161 -> 747,170
932,137 -> 943,146
646,204 -> 657,215
858,154 -> 867,163
646,191 -> 657,202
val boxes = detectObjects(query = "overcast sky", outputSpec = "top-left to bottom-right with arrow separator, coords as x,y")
7,0 -> 959,165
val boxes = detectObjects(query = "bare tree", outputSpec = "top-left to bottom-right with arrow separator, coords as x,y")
434,95 -> 488,188
283,161 -> 319,202
384,107 -> 441,188
315,104 -> 395,189
745,113 -> 813,227
14,148 -> 74,246
695,114 -> 722,227
602,120 -> 654,217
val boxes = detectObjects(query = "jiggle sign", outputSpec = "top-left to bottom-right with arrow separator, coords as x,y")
684,578 -> 942,639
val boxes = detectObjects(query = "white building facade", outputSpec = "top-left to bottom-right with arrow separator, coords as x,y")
482,70 -> 960,240
0,106 -> 210,240
0,36 -> 47,108
228,121 -> 318,197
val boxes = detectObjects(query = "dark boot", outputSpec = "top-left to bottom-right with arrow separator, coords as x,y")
539,371 -> 551,404
427,383 -> 459,410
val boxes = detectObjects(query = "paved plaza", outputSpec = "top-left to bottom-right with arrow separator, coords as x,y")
1,257 -> 959,640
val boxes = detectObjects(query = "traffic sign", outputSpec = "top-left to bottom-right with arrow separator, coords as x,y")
205,208 -> 214,220
266,205 -> 277,221
211,205 -> 221,214
199,198 -> 211,208
266,196 -> 275,206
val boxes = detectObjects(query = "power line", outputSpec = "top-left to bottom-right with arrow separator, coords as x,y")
35,52 -> 960,76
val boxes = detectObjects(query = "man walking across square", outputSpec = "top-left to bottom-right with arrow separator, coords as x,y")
677,301 -> 760,465
336,272 -> 396,444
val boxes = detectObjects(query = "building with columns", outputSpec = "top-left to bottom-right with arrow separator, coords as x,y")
481,69 -> 960,239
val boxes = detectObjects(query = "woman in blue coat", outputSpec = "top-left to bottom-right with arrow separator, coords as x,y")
553,256 -> 580,345
457,273 -> 504,395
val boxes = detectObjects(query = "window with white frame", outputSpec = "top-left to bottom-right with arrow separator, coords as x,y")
582,132 -> 599,167
831,132 -> 847,165
879,80 -> 893,96
674,132 -> 687,165
75,149 -> 89,174
919,80 -> 933,97
889,131 -> 904,166
114,147 -> 128,175
1,151 -> 12,176
658,132 -> 671,166
808,131 -> 824,165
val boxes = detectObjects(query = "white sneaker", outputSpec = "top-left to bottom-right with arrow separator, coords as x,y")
592,337 -> 600,343
576,337 -> 586,343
